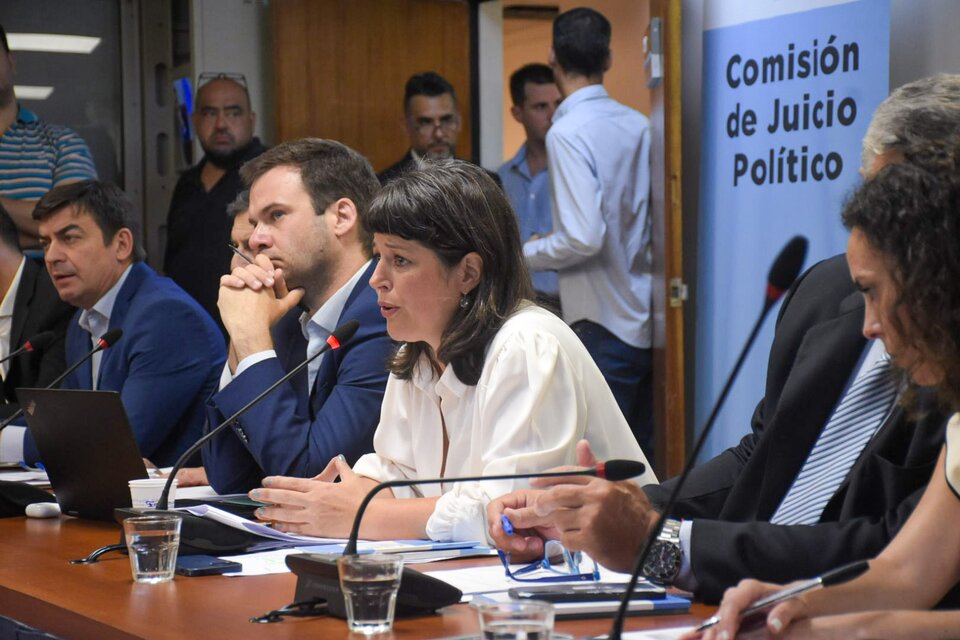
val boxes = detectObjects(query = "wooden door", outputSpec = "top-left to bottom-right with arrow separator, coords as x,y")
271,0 -> 473,172
647,0 -> 686,478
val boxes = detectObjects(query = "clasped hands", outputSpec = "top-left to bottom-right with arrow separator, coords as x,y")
486,439 -> 659,573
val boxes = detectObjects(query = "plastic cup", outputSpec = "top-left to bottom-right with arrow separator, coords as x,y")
122,515 -> 182,584
476,600 -> 554,640
129,478 -> 176,509
337,554 -> 404,635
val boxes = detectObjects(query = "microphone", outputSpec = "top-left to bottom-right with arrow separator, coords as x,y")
0,328 -> 123,434
155,319 -> 360,510
285,459 -> 648,619
0,331 -> 57,365
608,236 -> 808,639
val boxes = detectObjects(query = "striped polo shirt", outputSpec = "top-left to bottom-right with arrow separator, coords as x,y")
0,105 -> 97,200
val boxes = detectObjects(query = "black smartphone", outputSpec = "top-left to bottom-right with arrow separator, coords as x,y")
175,555 -> 242,577
508,582 -> 665,603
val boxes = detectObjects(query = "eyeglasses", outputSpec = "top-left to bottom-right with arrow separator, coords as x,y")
498,540 -> 600,583
411,114 -> 460,136
198,71 -> 247,88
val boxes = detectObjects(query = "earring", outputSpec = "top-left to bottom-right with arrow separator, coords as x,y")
459,293 -> 470,309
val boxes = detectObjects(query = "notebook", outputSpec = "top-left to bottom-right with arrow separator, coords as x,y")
18,388 -> 148,520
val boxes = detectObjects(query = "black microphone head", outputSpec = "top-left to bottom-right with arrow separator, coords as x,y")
766,236 -> 808,303
24,331 -> 56,351
330,319 -> 359,347
596,459 -> 647,481
98,328 -> 124,349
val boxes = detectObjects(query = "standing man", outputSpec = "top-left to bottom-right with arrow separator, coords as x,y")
378,71 -> 501,186
498,63 -> 563,309
0,24 -> 97,247
524,8 -> 653,449
164,72 -> 266,332
203,139 -> 393,494
0,180 -> 225,467
0,202 -> 73,418
378,72 -> 461,183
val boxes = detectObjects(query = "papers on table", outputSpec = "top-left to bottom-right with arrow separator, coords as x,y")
621,628 -> 696,639
0,469 -> 49,486
177,504 -> 346,544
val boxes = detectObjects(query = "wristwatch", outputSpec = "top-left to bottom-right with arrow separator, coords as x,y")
641,518 -> 682,585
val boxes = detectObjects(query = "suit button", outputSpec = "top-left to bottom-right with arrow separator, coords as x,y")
234,424 -> 248,442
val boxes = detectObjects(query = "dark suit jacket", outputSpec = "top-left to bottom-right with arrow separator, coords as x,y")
645,255 -> 949,603
0,258 -> 74,418
22,262 -> 226,467
378,150 -> 504,187
202,261 -> 394,494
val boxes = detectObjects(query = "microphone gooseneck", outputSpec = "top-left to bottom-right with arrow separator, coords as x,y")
0,330 -> 58,365
608,236 -> 808,640
155,319 -> 360,510
342,460 -> 647,556
0,328 -> 124,434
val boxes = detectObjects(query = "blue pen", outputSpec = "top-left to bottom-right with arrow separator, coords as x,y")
500,513 -> 515,535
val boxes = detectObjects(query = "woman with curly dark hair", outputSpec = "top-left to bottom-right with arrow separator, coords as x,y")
249,160 -> 656,543
699,161 -> 960,639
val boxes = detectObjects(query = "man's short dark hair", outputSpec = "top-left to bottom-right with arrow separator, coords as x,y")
240,138 -> 380,256
33,181 -> 145,262
0,201 -> 21,251
404,71 -> 457,114
509,63 -> 554,107
0,24 -> 9,55
552,8 -> 611,78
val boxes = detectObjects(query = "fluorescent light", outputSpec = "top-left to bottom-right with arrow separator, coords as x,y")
7,33 -> 101,54
15,85 -> 54,100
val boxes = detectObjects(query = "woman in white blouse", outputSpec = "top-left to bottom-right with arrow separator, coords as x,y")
697,162 -> 960,639
249,160 -> 656,543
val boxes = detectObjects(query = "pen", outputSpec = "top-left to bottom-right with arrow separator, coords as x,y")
228,244 -> 254,265
501,514 -> 515,535
695,560 -> 869,633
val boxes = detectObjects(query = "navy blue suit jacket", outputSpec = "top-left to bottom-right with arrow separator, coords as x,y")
202,261 -> 393,494
23,262 -> 225,467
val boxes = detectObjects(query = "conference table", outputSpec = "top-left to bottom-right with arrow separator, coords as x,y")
0,516 -> 711,639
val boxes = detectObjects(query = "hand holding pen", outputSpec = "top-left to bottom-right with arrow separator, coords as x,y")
692,560 -> 869,638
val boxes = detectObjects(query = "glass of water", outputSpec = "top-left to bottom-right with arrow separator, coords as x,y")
337,554 -> 404,635
476,600 -> 554,640
122,515 -> 182,584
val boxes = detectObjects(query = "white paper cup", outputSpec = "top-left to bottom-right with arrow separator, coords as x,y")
129,478 -> 177,509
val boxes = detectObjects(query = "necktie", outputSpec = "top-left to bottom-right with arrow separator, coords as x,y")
771,355 -> 897,525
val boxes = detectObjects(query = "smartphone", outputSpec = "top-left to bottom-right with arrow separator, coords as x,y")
508,582 -> 665,603
175,555 -> 242,577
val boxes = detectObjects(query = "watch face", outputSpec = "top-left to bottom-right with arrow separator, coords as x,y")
643,541 -> 682,583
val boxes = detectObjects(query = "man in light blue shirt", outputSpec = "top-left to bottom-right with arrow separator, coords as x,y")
523,8 -> 653,450
498,63 -> 562,310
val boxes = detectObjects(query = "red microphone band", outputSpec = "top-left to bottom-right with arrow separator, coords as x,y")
766,283 -> 785,303
595,461 -> 608,480
326,335 -> 342,350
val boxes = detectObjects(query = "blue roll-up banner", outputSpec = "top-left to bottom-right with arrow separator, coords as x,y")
696,0 -> 889,459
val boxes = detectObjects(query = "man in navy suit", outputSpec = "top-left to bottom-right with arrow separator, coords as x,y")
203,138 -> 392,494
5,180 -> 225,467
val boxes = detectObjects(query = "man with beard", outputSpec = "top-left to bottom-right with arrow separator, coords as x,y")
378,71 -> 501,187
0,24 -> 97,248
164,73 -> 266,334
201,138 -> 392,494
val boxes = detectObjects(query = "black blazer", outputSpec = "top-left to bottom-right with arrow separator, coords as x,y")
377,150 -> 503,187
0,258 -> 74,417
645,254 -> 950,602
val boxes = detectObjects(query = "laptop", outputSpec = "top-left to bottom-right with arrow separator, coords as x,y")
18,388 -> 148,521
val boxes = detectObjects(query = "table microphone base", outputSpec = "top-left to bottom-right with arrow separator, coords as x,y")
285,553 -> 462,618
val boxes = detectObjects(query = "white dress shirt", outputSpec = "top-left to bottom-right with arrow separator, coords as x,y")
352,304 -> 657,544
524,84 -> 652,349
0,257 -> 25,379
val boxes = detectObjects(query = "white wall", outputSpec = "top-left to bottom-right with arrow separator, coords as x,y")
191,0 -> 274,145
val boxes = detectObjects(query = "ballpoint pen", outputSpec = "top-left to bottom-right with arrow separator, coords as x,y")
228,244 -> 254,265
694,560 -> 869,633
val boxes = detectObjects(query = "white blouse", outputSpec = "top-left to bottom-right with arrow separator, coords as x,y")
351,304 -> 658,543
946,414 -> 960,497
